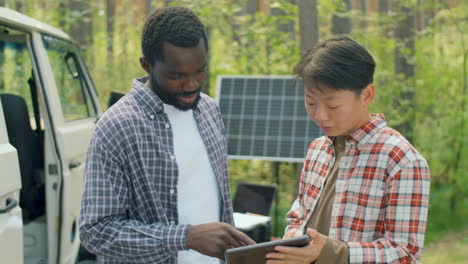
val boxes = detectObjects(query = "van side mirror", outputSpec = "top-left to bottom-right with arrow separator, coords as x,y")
64,52 -> 79,79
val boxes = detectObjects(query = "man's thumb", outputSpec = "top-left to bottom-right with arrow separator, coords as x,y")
305,228 -> 319,240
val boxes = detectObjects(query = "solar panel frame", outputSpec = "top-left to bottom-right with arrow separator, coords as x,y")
215,75 -> 323,163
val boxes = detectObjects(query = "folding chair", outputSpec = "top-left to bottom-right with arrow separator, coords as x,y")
232,182 -> 277,242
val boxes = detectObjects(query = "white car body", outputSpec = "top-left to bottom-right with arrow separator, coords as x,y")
0,7 -> 101,264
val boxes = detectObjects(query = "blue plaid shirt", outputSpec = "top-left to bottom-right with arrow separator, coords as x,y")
79,77 -> 233,263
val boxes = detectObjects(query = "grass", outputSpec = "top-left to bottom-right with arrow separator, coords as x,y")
421,231 -> 468,264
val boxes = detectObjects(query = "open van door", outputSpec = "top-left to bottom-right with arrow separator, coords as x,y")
37,33 -> 100,264
0,99 -> 23,264
0,7 -> 101,263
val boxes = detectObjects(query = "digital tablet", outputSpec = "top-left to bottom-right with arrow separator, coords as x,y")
225,235 -> 311,264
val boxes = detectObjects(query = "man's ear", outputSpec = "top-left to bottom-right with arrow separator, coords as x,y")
361,84 -> 375,106
139,57 -> 151,74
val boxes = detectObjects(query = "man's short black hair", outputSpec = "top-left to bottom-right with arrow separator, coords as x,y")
141,6 -> 208,65
294,36 -> 375,95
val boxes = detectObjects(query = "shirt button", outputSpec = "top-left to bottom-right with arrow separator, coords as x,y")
165,123 -> 170,128
170,155 -> 175,160
149,114 -> 154,120
169,189 -> 175,194
170,220 -> 175,225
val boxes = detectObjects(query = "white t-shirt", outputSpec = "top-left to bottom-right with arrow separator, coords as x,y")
163,103 -> 221,264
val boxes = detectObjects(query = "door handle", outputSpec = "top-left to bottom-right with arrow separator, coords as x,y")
69,161 -> 81,169
0,198 -> 18,214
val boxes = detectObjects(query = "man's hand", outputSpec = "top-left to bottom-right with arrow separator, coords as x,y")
265,228 -> 327,264
186,222 -> 256,260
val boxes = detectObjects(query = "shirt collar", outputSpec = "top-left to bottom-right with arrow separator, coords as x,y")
130,76 -> 164,115
323,114 -> 387,150
347,114 -> 387,149
130,76 -> 202,115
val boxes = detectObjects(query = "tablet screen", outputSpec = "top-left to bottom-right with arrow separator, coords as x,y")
225,235 -> 311,264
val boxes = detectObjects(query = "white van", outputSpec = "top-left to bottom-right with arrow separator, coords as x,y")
0,7 -> 102,264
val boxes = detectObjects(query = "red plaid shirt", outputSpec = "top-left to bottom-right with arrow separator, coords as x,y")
285,114 -> 430,263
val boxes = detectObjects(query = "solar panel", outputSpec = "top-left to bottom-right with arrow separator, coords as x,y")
215,75 -> 323,162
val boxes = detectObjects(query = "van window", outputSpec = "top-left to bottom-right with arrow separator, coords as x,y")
0,28 -> 46,221
0,32 -> 37,127
42,35 -> 96,121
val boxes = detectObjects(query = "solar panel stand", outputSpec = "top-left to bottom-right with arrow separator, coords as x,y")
272,161 -> 281,237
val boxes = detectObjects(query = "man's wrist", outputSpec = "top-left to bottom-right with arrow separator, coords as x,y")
185,224 -> 194,249
316,233 -> 328,255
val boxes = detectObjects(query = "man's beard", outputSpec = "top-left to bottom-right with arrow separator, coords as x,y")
149,73 -> 202,111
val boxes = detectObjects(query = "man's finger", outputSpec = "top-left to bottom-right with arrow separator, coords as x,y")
229,227 -> 256,245
222,229 -> 243,249
274,245 -> 299,254
305,228 -> 318,240
273,246 -> 310,261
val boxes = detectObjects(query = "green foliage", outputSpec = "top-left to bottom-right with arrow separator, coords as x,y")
0,41 -> 35,114
11,0 -> 467,242
173,0 -> 300,97
352,2 -> 468,245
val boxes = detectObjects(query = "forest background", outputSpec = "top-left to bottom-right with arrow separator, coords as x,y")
2,0 -> 466,263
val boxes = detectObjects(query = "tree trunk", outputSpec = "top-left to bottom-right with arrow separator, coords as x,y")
332,0 -> 351,35
367,0 -> 378,28
298,0 -> 319,55
236,0 -> 257,31
359,0 -> 367,30
235,0 -> 257,30
14,1 -> 24,84
296,0 -> 318,198
415,0 -> 435,32
68,0 -> 93,58
394,5 -> 415,80
106,0 -> 116,64
415,0 -> 424,31
271,0 -> 296,40
15,0 -> 23,12
271,0 -> 296,46
350,0 -> 367,33
377,0 -> 391,37
449,12 -> 468,217
0,42 -> 4,91
229,0 -> 257,64
57,1 -> 67,30
394,3 -> 415,142
0,0 -> 6,91
245,0 -> 257,14
145,0 -> 152,17
378,0 -> 388,14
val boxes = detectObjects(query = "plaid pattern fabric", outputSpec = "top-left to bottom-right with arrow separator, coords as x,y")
79,77 -> 233,264
285,114 -> 430,264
